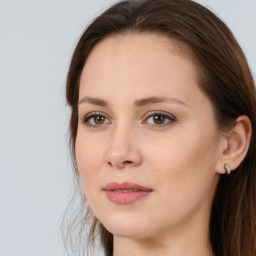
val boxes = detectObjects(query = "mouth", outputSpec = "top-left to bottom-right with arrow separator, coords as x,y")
103,182 -> 153,205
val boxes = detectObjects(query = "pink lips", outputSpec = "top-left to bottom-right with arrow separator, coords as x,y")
103,182 -> 153,205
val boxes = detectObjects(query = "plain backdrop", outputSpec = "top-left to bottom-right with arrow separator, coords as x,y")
0,1 -> 255,256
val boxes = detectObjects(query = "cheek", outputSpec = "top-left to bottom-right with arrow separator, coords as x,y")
146,127 -> 217,172
144,125 -> 219,206
75,132 -> 106,194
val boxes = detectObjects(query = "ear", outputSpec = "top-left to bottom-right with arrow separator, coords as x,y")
215,115 -> 252,174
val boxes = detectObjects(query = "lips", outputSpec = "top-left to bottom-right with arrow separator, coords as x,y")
103,182 -> 153,204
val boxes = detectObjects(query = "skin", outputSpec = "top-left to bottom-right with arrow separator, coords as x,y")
75,33 -> 250,256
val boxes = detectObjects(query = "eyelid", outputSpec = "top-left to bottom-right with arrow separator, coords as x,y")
80,111 -> 112,126
142,110 -> 177,127
143,110 -> 176,120
83,111 -> 109,119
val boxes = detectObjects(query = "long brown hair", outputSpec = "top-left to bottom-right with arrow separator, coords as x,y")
64,0 -> 256,255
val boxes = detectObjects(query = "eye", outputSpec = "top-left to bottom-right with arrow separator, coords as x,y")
92,115 -> 105,124
143,111 -> 176,127
81,112 -> 111,128
151,115 -> 166,124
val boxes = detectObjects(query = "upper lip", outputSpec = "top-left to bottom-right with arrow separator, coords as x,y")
103,182 -> 153,192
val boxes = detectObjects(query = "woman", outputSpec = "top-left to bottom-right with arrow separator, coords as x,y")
63,0 -> 256,255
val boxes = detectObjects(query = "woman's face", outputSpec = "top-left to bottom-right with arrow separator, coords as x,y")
76,33 -> 223,239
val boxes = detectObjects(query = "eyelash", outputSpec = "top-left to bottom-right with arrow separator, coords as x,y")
143,110 -> 176,128
80,111 -> 177,129
81,112 -> 110,129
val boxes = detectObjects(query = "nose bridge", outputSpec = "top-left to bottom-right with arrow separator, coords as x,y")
110,122 -> 131,152
106,120 -> 141,168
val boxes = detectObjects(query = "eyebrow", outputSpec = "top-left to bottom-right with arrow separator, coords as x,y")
78,96 -> 188,108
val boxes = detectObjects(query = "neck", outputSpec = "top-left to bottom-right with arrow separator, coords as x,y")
113,205 -> 214,256
113,229 -> 213,256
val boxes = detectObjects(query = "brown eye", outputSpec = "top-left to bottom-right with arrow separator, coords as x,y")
94,115 -> 105,124
143,111 -> 176,128
82,112 -> 110,128
153,115 -> 165,124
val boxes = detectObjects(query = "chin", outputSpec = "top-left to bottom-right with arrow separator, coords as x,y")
106,225 -> 151,239
99,213 -> 154,239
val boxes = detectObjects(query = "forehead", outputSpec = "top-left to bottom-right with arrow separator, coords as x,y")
82,32 -> 194,75
79,33 -> 200,105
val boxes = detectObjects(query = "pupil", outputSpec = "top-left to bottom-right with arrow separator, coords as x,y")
95,115 -> 105,124
153,115 -> 165,124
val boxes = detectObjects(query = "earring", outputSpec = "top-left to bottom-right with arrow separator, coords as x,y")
224,164 -> 231,174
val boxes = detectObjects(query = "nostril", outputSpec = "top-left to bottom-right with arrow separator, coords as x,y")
107,160 -> 133,167
107,161 -> 113,166
123,160 -> 133,165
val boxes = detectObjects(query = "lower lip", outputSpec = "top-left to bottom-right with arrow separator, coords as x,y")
105,190 -> 152,205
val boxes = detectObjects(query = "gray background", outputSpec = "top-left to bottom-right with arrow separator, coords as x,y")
0,0 -> 255,256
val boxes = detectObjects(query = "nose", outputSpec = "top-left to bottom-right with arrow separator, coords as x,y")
106,125 -> 142,169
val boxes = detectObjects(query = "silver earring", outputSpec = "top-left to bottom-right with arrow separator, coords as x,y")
224,164 -> 231,174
